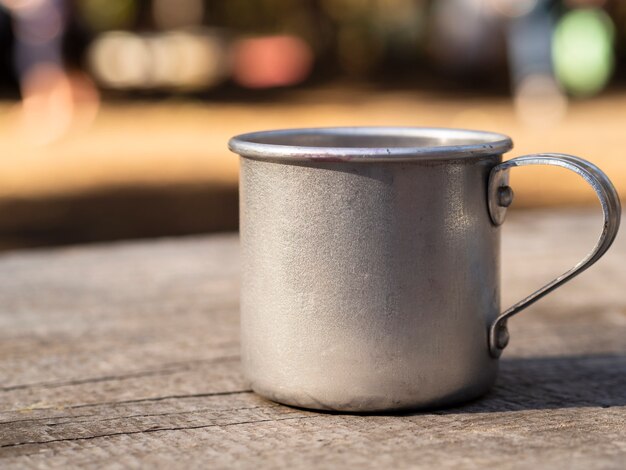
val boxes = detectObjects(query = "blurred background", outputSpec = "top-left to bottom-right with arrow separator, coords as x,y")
0,0 -> 624,250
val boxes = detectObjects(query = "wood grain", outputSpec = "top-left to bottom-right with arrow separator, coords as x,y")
0,209 -> 625,468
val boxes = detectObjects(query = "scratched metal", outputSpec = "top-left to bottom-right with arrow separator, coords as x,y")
229,127 -> 619,411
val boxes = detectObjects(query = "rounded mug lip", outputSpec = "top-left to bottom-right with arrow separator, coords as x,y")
228,126 -> 513,162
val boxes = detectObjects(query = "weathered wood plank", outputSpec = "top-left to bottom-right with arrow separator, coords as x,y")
1,408 -> 624,468
0,235 -> 240,388
0,209 -> 625,468
0,357 -> 248,413
1,353 -> 624,449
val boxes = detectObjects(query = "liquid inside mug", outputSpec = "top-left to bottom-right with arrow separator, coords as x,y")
228,127 -> 621,412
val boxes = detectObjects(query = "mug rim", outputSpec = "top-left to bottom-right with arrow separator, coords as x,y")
228,126 -> 513,162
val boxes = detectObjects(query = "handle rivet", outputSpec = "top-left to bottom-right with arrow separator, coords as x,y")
497,186 -> 514,208
495,325 -> 510,349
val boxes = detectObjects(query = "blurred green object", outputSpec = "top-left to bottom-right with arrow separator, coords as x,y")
78,0 -> 138,31
553,8 -> 615,97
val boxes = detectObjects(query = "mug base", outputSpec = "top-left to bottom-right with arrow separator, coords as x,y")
249,375 -> 497,413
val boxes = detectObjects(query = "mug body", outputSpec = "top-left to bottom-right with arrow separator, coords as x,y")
231,127 -> 512,411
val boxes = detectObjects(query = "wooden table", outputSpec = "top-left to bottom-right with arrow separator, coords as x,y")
1,209 -> 625,468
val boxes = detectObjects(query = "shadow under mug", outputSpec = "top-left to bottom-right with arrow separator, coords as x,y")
228,127 -> 621,412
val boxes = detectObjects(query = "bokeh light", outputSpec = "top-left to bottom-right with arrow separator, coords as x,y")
88,29 -> 230,90
553,8 -> 615,97
18,63 -> 73,144
233,35 -> 313,89
152,30 -> 230,90
89,31 -> 150,88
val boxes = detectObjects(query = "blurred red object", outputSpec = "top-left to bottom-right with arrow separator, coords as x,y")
232,35 -> 313,89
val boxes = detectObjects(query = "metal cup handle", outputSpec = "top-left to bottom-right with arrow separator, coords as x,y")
487,153 -> 621,358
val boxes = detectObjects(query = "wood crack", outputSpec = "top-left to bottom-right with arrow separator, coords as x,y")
0,356 -> 240,392
0,389 -> 253,415
0,403 -> 265,426
0,415 -> 315,449
0,413 -> 97,426
68,389 -> 254,409
46,405 -> 267,426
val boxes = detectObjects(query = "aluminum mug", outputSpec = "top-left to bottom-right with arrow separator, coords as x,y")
228,127 -> 620,412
